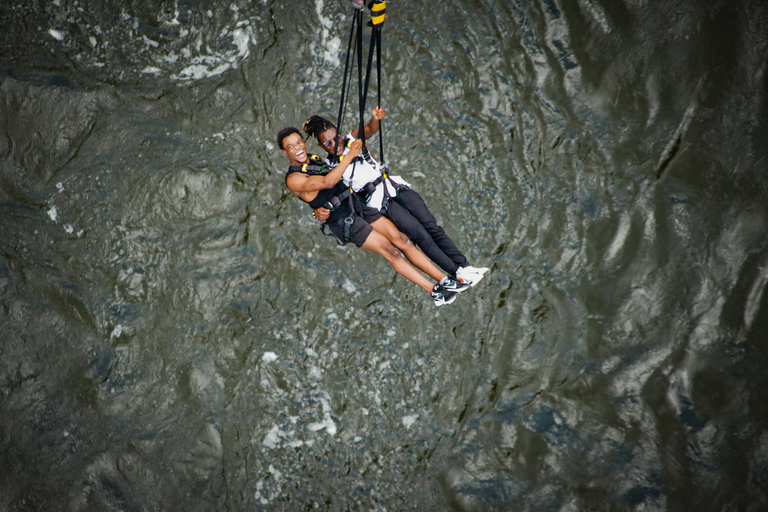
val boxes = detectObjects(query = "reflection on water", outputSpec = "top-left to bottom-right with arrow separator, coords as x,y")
1,0 -> 768,509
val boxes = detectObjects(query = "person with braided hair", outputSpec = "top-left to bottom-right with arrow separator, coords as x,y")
303,108 -> 489,287
277,126 -> 466,306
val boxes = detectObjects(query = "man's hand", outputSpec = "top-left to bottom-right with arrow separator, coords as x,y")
313,207 -> 330,221
372,106 -> 386,120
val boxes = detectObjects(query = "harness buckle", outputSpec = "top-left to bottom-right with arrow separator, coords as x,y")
342,212 -> 355,244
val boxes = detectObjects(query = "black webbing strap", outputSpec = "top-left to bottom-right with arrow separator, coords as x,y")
356,1 -> 386,165
287,163 -> 325,174
324,188 -> 353,211
375,25 -> 384,163
356,166 -> 403,203
333,9 -> 361,159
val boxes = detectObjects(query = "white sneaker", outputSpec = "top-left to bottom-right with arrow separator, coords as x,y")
456,266 -> 489,287
462,265 -> 489,276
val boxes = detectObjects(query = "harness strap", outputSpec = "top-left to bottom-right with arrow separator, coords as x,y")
287,163 -> 325,174
342,212 -> 355,243
288,154 -> 328,175
356,165 -> 404,203
323,188 -> 353,211
358,175 -> 384,198
320,210 -> 357,246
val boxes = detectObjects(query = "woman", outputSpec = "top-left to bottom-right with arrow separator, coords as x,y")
303,108 -> 489,286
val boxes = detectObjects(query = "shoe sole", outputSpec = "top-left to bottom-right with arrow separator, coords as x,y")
433,294 -> 457,306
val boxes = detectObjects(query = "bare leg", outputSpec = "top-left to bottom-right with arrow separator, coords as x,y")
361,229 -> 435,294
370,217 -> 446,282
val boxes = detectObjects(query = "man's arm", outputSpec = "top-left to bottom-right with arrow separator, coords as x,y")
286,139 -> 363,199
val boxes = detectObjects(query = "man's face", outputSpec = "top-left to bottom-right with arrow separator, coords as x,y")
318,127 -> 343,156
282,133 -> 308,164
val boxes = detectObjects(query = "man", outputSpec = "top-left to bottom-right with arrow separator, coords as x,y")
303,108 -> 489,286
278,126 -> 466,306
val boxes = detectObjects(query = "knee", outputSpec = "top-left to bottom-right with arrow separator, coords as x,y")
381,243 -> 402,262
391,231 -> 411,248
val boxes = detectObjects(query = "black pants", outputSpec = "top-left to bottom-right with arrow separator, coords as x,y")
383,188 -> 469,275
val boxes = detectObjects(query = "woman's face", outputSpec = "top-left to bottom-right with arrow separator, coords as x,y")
317,127 -> 343,156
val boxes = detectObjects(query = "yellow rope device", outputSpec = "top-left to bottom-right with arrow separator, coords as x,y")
369,0 -> 386,26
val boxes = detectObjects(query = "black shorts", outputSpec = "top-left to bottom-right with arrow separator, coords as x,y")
326,207 -> 381,247
361,205 -> 382,224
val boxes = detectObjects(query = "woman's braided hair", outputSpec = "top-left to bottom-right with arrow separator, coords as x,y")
302,115 -> 336,142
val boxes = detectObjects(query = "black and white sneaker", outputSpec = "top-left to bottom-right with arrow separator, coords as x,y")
439,276 -> 470,293
431,283 -> 458,306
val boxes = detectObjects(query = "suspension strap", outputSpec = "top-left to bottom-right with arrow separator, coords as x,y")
355,1 -> 386,164
333,9 -> 361,159
374,21 -> 384,163
332,1 -> 388,187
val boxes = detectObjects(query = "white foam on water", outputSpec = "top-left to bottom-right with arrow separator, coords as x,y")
262,424 -> 283,448
141,35 -> 159,48
307,394 -> 337,435
110,324 -> 123,339
49,29 -> 66,41
342,279 -> 356,293
315,0 -> 341,67
402,414 -> 419,429
173,25 -> 253,81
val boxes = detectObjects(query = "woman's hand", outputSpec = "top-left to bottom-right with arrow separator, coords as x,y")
372,106 -> 386,120
348,138 -> 363,158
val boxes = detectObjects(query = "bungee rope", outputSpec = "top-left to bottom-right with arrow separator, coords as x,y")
332,8 -> 361,159
334,0 -> 387,167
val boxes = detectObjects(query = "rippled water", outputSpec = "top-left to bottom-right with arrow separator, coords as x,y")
2,0 -> 768,510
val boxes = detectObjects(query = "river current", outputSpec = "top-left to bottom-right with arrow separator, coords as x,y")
1,0 -> 767,510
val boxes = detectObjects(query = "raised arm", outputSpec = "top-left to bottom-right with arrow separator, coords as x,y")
286,139 -> 363,200
351,107 -> 386,141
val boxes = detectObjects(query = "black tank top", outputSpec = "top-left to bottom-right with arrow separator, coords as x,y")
285,167 -> 354,222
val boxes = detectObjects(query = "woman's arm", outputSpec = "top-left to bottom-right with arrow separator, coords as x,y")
351,107 -> 386,141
